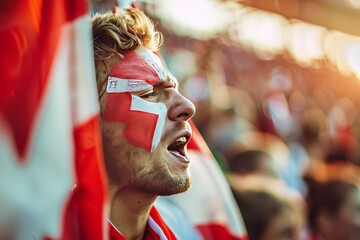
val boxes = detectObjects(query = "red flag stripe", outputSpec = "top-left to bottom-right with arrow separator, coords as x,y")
63,115 -> 107,240
0,0 -> 107,239
196,224 -> 249,240
0,0 -> 87,161
187,120 -> 213,157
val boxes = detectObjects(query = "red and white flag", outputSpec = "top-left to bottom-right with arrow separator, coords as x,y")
0,0 -> 107,239
164,121 -> 249,240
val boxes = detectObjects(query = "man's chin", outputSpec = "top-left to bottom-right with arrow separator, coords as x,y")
157,179 -> 192,196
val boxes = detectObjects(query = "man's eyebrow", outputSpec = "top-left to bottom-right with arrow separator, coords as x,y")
153,75 -> 177,88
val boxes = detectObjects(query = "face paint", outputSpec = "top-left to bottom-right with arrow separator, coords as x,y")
107,77 -> 153,93
104,48 -> 169,152
135,48 -> 167,81
109,49 -> 167,86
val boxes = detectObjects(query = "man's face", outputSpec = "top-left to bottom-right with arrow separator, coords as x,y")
101,48 -> 196,196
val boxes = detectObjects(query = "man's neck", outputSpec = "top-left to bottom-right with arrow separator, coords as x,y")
109,186 -> 157,240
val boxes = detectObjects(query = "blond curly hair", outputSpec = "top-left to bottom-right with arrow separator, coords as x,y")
92,7 -> 163,98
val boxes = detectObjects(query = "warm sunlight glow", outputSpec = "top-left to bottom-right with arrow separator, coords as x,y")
155,0 -> 232,39
346,43 -> 360,79
286,21 -> 327,67
347,0 -> 360,8
324,31 -> 345,66
149,0 -> 360,80
238,10 -> 287,60
325,31 -> 360,77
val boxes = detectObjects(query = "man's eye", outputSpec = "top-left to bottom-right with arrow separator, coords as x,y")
140,90 -> 157,99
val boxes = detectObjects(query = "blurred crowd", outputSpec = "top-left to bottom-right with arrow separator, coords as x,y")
143,6 -> 360,240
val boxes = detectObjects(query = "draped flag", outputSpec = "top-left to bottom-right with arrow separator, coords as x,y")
0,0 -> 107,239
162,120 -> 248,240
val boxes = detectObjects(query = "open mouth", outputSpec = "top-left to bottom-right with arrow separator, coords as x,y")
167,135 -> 190,157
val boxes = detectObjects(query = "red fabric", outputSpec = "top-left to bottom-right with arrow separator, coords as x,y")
63,116 -> 108,240
109,222 -> 126,240
147,207 -> 177,239
0,0 -> 86,161
108,207 -> 176,240
187,120 -> 213,157
196,224 -> 248,240
0,0 -> 107,239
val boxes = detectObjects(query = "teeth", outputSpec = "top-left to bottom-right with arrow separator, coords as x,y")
176,136 -> 187,143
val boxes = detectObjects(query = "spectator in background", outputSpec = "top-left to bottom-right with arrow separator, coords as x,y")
223,131 -> 306,240
234,190 -> 302,240
91,7 -> 197,239
226,149 -> 278,178
222,131 -> 290,182
304,178 -> 360,240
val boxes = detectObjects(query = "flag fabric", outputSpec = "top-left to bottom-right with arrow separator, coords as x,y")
109,206 -> 177,240
0,0 -> 107,239
162,120 -> 249,240
154,197 -> 203,239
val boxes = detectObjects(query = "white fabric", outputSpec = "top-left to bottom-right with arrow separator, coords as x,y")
155,197 -> 203,240
71,17 -> 100,125
0,15 -> 98,239
163,150 -> 247,237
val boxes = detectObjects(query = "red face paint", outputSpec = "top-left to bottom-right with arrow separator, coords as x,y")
104,48 -> 168,152
109,50 -> 166,86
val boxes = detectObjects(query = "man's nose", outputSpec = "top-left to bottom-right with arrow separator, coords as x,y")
168,91 -> 196,121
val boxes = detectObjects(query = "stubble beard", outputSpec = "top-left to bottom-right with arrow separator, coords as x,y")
158,176 -> 192,196
134,168 -> 192,196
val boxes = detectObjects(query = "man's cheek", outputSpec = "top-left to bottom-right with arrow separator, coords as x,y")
104,93 -> 167,152
104,92 -> 131,122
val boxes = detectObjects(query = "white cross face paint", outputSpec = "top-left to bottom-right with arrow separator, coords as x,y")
130,95 -> 167,151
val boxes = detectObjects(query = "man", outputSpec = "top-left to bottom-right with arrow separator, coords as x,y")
91,7 -> 196,239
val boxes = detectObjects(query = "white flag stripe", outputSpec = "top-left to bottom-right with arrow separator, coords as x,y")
0,15 -> 85,239
71,16 -> 100,126
197,152 -> 247,236
164,150 -> 247,237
